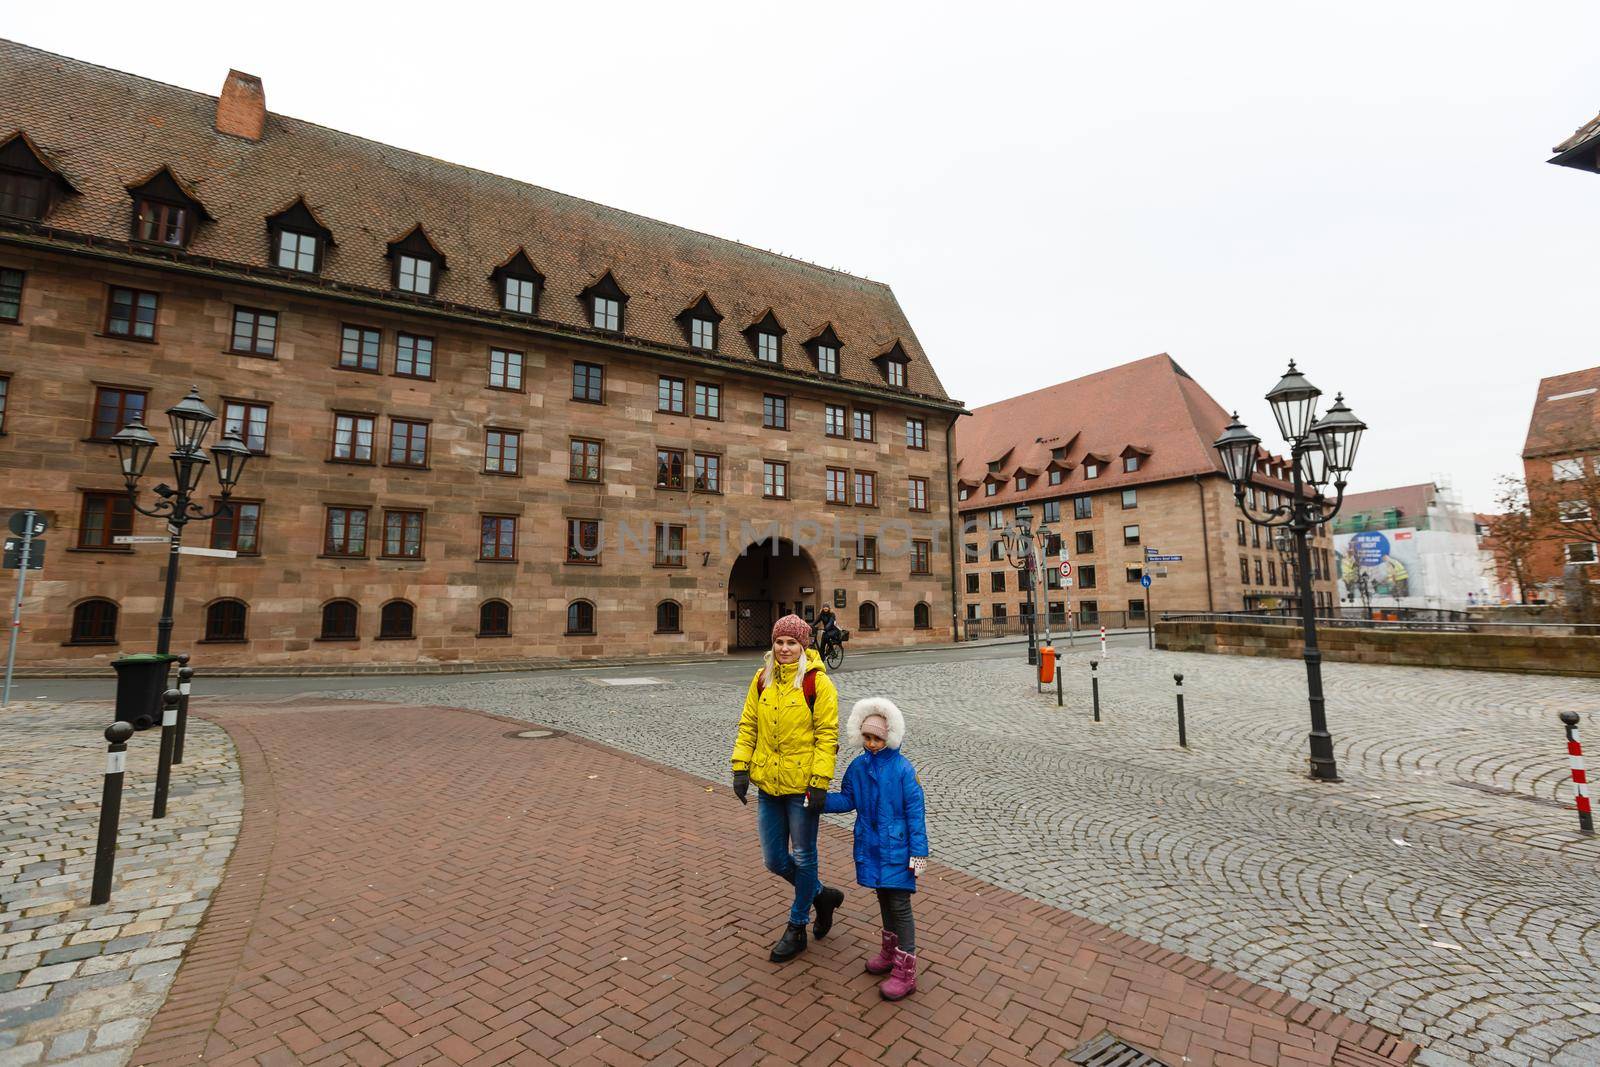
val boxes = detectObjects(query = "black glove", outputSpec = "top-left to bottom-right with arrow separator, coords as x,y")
732,770 -> 750,805
806,786 -> 827,811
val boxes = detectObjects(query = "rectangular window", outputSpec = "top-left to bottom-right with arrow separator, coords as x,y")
1241,557 -> 1251,583
908,477 -> 928,512
1047,568 -> 1061,590
570,438 -> 602,482
763,394 -> 787,429
964,541 -> 980,565
1567,542 -> 1598,564
764,461 -> 788,499
1128,598 -> 1146,618
1074,496 -> 1092,519
1123,524 -> 1140,545
1237,519 -> 1247,545
485,429 -> 521,475
0,268 -> 22,322
324,507 -> 369,557
134,199 -> 189,246
566,518 -> 601,564
230,308 -> 277,356
1085,462 -> 1100,480
988,508 -> 1005,530
0,173 -> 46,220
592,296 -> 620,331
1046,532 -> 1062,557
480,515 -> 517,561
655,448 -> 687,491
852,409 -> 874,442
985,482 -> 998,497
382,510 -> 425,559
1126,564 -> 1143,583
911,540 -> 931,575
276,230 -> 318,272
992,571 -> 1006,592
854,470 -> 877,507
1268,560 -> 1277,585
690,452 -> 720,493
1125,455 -> 1141,473
395,333 -> 434,379
825,405 -> 847,438
905,417 -> 926,449
990,541 -> 1004,562
388,418 -> 429,467
694,382 -> 721,419
223,401 -> 270,454
1075,531 -> 1094,554
886,362 -> 905,388
573,362 -> 604,402
1554,458 -> 1587,481
757,333 -> 780,363
340,326 -> 381,371
91,387 -> 147,440
994,603 -> 1008,621
1049,469 -> 1063,486
658,376 -> 685,414
655,523 -> 686,567
0,375 -> 9,432
489,348 -> 524,391
1560,500 -> 1593,522
332,413 -> 375,463
817,345 -> 839,375
1016,475 -> 1029,491
690,319 -> 715,349
210,500 -> 261,555
966,573 -> 980,594
1121,489 -> 1137,509
826,467 -> 849,504
1255,559 -> 1264,584
78,492 -> 133,549
1042,500 -> 1061,524
106,287 -> 158,340
855,536 -> 878,573
396,254 -> 432,295
1078,565 -> 1097,589
503,276 -> 537,314
1252,525 -> 1261,548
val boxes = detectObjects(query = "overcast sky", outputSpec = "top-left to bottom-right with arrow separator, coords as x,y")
11,2 -> 1600,511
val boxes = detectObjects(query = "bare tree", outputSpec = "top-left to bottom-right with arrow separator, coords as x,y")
1526,434 -> 1600,555
1486,476 -> 1546,605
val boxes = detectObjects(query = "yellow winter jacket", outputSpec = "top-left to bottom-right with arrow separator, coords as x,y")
730,648 -> 839,796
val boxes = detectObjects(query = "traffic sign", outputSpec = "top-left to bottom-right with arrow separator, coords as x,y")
1059,560 -> 1073,579
114,535 -> 171,544
1140,574 -> 1152,588
1147,554 -> 1183,563
7,511 -> 46,538
3,540 -> 43,570
1144,546 -> 1160,558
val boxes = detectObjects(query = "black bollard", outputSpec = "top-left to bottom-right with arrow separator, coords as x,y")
174,664 -> 194,765
1090,659 -> 1101,722
1174,672 -> 1188,748
91,722 -> 135,905
1056,663 -> 1064,707
152,688 -> 180,819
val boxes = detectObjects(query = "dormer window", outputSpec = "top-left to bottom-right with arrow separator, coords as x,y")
676,293 -> 722,351
580,271 -> 629,333
490,248 -> 544,316
126,167 -> 211,249
804,324 -> 843,376
0,132 -> 77,222
985,482 -> 998,496
1016,475 -> 1029,491
266,197 -> 333,275
1049,469 -> 1064,486
758,333 -> 779,361
0,171 -> 45,219
743,309 -> 786,364
1085,463 -> 1100,479
818,346 -> 838,374
386,225 -> 445,296
1124,455 -> 1140,472
873,339 -> 912,389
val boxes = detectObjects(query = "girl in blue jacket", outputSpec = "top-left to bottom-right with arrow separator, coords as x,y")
825,697 -> 928,1000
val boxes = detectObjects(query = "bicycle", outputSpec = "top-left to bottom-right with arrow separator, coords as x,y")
814,627 -> 848,670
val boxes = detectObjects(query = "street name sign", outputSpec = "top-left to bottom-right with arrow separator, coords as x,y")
114,535 -> 171,544
178,546 -> 237,558
1147,554 -> 1184,563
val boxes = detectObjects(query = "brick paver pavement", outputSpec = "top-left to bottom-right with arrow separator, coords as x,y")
132,700 -> 1415,1067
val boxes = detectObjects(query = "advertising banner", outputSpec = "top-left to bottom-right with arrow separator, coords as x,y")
1337,528 -> 1418,600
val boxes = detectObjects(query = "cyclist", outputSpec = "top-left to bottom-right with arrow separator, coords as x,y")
814,605 -> 842,653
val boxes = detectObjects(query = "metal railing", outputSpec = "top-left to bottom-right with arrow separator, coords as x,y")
962,609 -> 1165,641
1158,611 -> 1600,636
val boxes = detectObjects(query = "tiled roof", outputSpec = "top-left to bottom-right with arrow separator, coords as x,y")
1339,483 -> 1437,522
1554,111 -> 1600,153
1522,365 -> 1600,457
953,354 -> 1249,510
0,39 -> 951,403
1550,111 -> 1600,171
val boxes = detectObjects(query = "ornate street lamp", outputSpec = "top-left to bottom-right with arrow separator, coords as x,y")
1214,362 -> 1367,783
1003,504 -> 1054,665
110,386 -> 253,655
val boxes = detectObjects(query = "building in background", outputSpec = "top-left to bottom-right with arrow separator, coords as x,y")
0,40 -> 964,669
951,354 -> 1336,633
1332,483 -> 1486,611
1518,365 -> 1600,602
1474,513 -> 1523,606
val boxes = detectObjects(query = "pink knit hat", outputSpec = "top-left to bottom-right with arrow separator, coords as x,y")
771,614 -> 813,646
860,713 -> 889,739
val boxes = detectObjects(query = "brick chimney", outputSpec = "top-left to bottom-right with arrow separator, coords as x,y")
215,69 -> 266,141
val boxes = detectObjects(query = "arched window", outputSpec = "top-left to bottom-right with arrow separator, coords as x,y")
913,602 -> 931,630
320,599 -> 358,640
655,600 -> 681,634
859,601 -> 878,631
479,599 -> 510,637
379,600 -> 415,639
70,599 -> 118,645
204,599 -> 247,642
566,600 -> 595,636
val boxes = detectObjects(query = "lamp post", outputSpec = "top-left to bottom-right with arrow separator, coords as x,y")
1213,362 -> 1366,783
1004,504 -> 1053,665
110,387 -> 252,655
1273,529 -> 1299,617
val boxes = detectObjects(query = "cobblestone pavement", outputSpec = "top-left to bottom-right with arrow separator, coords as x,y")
0,703 -> 240,1067
133,700 -> 1414,1067
331,646 -> 1600,1067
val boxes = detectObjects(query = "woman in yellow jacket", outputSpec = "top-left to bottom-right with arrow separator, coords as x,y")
731,613 -> 844,963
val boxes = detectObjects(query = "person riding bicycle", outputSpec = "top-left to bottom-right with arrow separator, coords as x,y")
814,606 -> 842,651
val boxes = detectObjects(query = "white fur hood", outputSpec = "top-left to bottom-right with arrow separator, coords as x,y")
846,697 -> 906,749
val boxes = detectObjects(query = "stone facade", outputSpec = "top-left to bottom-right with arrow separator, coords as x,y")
0,247 -> 960,669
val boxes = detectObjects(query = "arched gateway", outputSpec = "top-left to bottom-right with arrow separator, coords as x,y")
727,538 -> 822,649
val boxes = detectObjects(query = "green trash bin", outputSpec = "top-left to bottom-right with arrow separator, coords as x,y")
112,653 -> 178,731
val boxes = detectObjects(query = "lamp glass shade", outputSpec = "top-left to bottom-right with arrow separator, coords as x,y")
1311,394 -> 1366,475
1212,413 -> 1261,488
1265,360 -> 1321,442
1014,504 -> 1033,532
166,387 -> 217,452
210,434 -> 252,490
172,449 -> 210,495
1297,439 -> 1330,489
111,420 -> 158,481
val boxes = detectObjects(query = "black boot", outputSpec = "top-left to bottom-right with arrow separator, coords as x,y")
769,922 -> 807,963
813,887 -> 844,939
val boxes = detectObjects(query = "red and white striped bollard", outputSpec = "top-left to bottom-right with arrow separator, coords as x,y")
1560,711 -> 1594,834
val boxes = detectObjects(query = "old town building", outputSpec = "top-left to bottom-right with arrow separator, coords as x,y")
1518,365 -> 1600,599
952,355 -> 1335,634
0,40 -> 964,669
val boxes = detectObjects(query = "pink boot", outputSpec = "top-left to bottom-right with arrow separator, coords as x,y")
865,929 -> 898,975
878,949 -> 917,1000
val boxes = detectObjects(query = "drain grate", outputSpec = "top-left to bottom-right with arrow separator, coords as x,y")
1065,1031 -> 1171,1066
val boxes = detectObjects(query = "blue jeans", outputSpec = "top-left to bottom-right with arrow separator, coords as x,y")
757,790 -> 821,926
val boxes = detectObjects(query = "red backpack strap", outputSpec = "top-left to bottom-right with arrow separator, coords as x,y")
754,668 -> 767,697
802,668 -> 818,711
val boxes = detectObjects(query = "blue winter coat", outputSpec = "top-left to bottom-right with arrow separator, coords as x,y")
824,748 -> 929,892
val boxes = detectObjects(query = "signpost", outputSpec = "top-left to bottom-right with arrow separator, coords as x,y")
3,510 -> 47,706
1141,573 -> 1154,649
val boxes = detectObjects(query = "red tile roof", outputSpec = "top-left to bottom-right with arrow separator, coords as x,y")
1339,483 -> 1436,522
0,39 -> 952,403
1521,365 -> 1600,458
